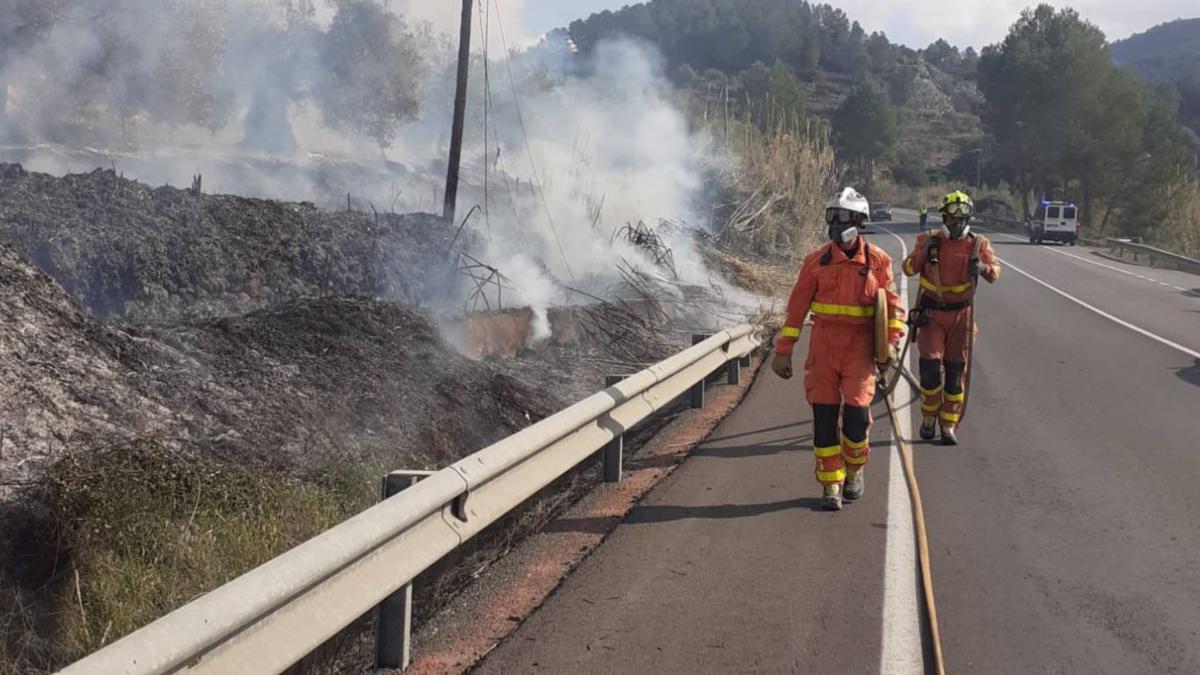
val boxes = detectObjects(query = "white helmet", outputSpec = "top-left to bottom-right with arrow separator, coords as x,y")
825,186 -> 870,217
825,187 -> 869,244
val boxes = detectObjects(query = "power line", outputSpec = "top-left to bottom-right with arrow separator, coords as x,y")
491,0 -> 578,285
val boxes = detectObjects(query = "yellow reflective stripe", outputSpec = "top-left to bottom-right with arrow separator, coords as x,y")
943,391 -> 965,402
902,258 -> 916,276
992,265 -> 1001,280
817,468 -> 846,483
781,326 -> 801,338
940,411 -> 961,423
920,277 -> 972,294
844,454 -> 869,466
814,444 -> 842,458
919,385 -> 943,397
889,319 -> 906,330
841,435 -> 868,450
810,302 -> 875,317
921,402 -> 941,413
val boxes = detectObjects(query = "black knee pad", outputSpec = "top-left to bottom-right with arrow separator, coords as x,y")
919,358 -> 942,390
944,361 -> 965,394
813,404 -> 840,447
842,405 -> 871,443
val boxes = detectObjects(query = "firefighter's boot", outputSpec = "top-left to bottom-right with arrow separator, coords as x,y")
941,426 -> 959,446
920,416 -> 937,440
821,483 -> 844,511
844,470 -> 865,502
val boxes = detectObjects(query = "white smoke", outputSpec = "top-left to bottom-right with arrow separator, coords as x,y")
0,1 -> 758,334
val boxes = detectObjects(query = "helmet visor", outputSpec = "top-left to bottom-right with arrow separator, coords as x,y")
825,208 -> 861,225
942,201 -> 973,217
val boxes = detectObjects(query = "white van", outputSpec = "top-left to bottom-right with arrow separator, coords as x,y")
1028,201 -> 1079,245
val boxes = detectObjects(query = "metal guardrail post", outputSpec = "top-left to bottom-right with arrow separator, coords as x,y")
690,335 -> 710,409
727,355 -> 741,385
56,325 -> 760,675
376,470 -> 435,670
603,375 -> 625,483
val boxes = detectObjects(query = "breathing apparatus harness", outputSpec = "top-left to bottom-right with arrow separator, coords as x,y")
878,229 -> 985,403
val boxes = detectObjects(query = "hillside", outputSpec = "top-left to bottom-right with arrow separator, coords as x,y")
1112,18 -> 1200,137
567,0 -> 984,172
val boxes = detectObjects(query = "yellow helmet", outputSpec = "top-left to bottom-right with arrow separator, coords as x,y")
940,190 -> 974,217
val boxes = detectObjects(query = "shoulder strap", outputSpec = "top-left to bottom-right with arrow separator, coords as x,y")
819,243 -> 833,266
860,241 -> 873,276
968,234 -> 986,292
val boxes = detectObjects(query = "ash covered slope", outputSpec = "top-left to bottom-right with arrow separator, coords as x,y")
0,163 -> 458,322
0,243 -> 176,496
0,242 -> 562,498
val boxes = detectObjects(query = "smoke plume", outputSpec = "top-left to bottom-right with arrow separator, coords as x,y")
0,1 -> 755,332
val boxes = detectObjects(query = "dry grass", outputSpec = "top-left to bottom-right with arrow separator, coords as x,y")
0,441 -> 377,673
710,114 -> 838,261
1150,179 -> 1200,258
705,246 -> 797,299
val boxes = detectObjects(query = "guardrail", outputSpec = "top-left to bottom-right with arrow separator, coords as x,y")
1103,238 -> 1200,276
973,214 -> 1108,246
59,324 -> 761,675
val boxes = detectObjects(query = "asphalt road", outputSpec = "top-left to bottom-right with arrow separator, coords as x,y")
475,210 -> 1200,674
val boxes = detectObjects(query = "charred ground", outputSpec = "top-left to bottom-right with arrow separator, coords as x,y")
0,165 -> 679,672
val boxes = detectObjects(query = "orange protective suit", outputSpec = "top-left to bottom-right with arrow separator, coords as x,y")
776,239 -> 904,485
902,230 -> 999,429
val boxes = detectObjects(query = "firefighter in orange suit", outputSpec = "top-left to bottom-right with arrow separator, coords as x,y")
771,188 -> 905,511
902,191 -> 1000,445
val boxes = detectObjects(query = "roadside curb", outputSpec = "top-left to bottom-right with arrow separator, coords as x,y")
403,354 -> 767,674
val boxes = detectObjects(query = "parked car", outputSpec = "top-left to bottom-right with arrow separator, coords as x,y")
1027,201 -> 1079,245
870,202 -> 892,222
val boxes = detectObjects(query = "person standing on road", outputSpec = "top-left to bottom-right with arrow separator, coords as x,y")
919,205 -> 929,228
902,191 -> 1000,445
771,187 -> 905,511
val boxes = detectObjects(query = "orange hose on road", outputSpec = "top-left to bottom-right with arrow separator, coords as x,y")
884,392 -> 947,675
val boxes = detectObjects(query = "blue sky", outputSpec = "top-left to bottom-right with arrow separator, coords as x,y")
514,1 -> 1197,50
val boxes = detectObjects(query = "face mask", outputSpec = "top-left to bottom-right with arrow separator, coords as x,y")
829,224 -> 859,243
942,218 -> 970,239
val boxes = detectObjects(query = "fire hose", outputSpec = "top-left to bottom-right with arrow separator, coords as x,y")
871,236 -> 987,675
873,294 -> 946,675
877,237 -> 984,421
882,389 -> 947,675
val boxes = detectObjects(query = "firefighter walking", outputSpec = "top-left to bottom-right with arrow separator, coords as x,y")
772,188 -> 905,511
902,191 -> 1000,445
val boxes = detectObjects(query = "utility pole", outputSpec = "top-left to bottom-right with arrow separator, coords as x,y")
443,0 -> 474,224
964,147 -> 983,191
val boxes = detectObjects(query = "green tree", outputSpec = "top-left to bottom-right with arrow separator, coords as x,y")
832,77 -> 898,186
978,4 -> 1193,232
316,0 -> 426,148
979,6 -> 1125,218
742,60 -> 807,128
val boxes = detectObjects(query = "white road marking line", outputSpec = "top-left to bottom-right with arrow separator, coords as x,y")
877,224 -> 925,675
998,256 -> 1200,360
1175,286 -> 1188,292
981,228 -> 1194,291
